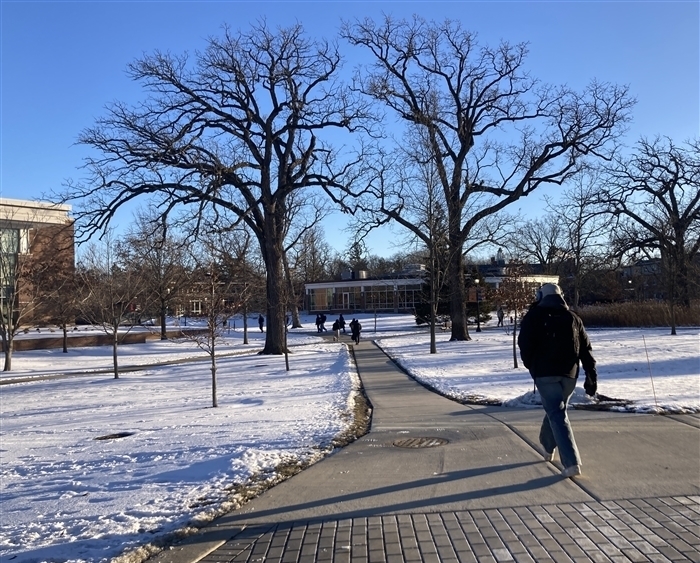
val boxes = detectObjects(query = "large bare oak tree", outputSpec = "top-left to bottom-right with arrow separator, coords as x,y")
601,137 -> 700,332
342,15 -> 634,340
66,22 -> 370,354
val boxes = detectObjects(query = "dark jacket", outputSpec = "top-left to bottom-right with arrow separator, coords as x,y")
518,294 -> 597,383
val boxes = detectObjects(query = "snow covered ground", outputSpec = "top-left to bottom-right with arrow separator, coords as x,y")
1,313 -> 698,562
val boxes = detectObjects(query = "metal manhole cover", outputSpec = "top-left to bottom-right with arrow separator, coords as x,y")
393,437 -> 448,448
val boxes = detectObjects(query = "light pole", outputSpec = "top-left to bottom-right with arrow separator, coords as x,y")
475,279 -> 482,333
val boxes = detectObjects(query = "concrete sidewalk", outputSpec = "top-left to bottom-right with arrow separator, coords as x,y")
148,339 -> 700,563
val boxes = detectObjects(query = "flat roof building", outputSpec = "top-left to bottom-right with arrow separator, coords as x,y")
1,198 -> 74,326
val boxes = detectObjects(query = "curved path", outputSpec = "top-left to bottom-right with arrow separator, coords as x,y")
150,338 -> 700,563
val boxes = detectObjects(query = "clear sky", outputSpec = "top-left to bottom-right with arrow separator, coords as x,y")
1,1 -> 698,257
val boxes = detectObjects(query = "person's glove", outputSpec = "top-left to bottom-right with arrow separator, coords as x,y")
584,373 -> 597,397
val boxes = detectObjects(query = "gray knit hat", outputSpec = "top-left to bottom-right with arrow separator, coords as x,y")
536,283 -> 562,302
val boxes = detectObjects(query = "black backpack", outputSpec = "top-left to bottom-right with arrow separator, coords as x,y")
539,309 -> 580,373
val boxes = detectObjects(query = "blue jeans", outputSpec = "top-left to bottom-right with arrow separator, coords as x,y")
536,376 -> 582,469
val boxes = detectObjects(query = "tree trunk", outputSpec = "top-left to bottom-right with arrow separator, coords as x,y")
429,244 -> 437,354
261,221 -> 287,355
282,251 -> 303,329
572,259 -> 581,311
429,300 -> 437,354
211,339 -> 217,407
290,305 -> 302,329
3,334 -> 12,371
512,310 -> 519,369
112,329 -> 119,379
676,243 -> 691,308
243,303 -> 249,345
448,249 -> 470,341
670,264 -> 677,336
667,249 -> 678,336
62,323 -> 68,353
160,298 -> 168,340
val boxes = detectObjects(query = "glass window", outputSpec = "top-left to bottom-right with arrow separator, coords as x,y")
308,288 -> 332,311
366,285 -> 392,311
0,229 -> 19,288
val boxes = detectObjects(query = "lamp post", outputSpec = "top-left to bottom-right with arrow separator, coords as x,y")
475,279 -> 482,333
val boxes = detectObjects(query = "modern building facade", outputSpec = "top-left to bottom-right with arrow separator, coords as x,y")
304,255 -> 560,315
305,266 -> 425,314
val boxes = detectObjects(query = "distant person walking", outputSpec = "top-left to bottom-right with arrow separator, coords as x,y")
497,306 -> 505,327
349,318 -> 362,345
320,313 -> 328,332
258,314 -> 265,332
338,314 -> 346,334
518,283 -> 597,479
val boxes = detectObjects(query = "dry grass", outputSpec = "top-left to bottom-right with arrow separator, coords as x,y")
576,300 -> 700,327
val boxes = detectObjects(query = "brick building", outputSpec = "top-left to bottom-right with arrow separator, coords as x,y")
0,198 -> 74,325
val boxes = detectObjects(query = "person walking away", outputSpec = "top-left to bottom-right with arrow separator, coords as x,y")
332,319 -> 340,341
320,313 -> 328,332
497,306 -> 505,327
258,314 -> 265,332
517,283 -> 597,479
350,318 -> 362,345
349,319 -> 357,343
315,314 -> 322,333
339,314 -> 346,334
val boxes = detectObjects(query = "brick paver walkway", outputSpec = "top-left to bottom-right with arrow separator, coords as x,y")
199,496 -> 700,563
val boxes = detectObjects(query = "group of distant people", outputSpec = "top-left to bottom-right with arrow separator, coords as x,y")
322,313 -> 362,344
259,312 -> 361,344
315,313 -> 328,332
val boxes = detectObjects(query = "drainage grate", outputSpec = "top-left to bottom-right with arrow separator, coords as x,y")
393,437 -> 448,449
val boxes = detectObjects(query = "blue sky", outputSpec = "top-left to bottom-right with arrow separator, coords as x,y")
1,1 -> 698,257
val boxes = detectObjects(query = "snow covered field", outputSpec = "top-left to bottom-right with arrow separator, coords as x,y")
1,313 -> 698,562
377,324 -> 700,413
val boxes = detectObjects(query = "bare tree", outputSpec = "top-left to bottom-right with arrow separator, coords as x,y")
121,212 -> 191,340
37,250 -> 78,354
65,22 -> 372,355
291,226 -> 335,283
507,215 -> 565,274
423,187 -> 451,354
364,252 -> 417,278
0,228 -> 41,371
601,137 -> 700,333
393,140 -> 453,353
204,224 -> 264,346
76,234 -> 146,378
282,193 -> 331,328
341,15 -> 634,341
184,246 -> 235,408
548,171 -> 615,309
496,260 -> 536,369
